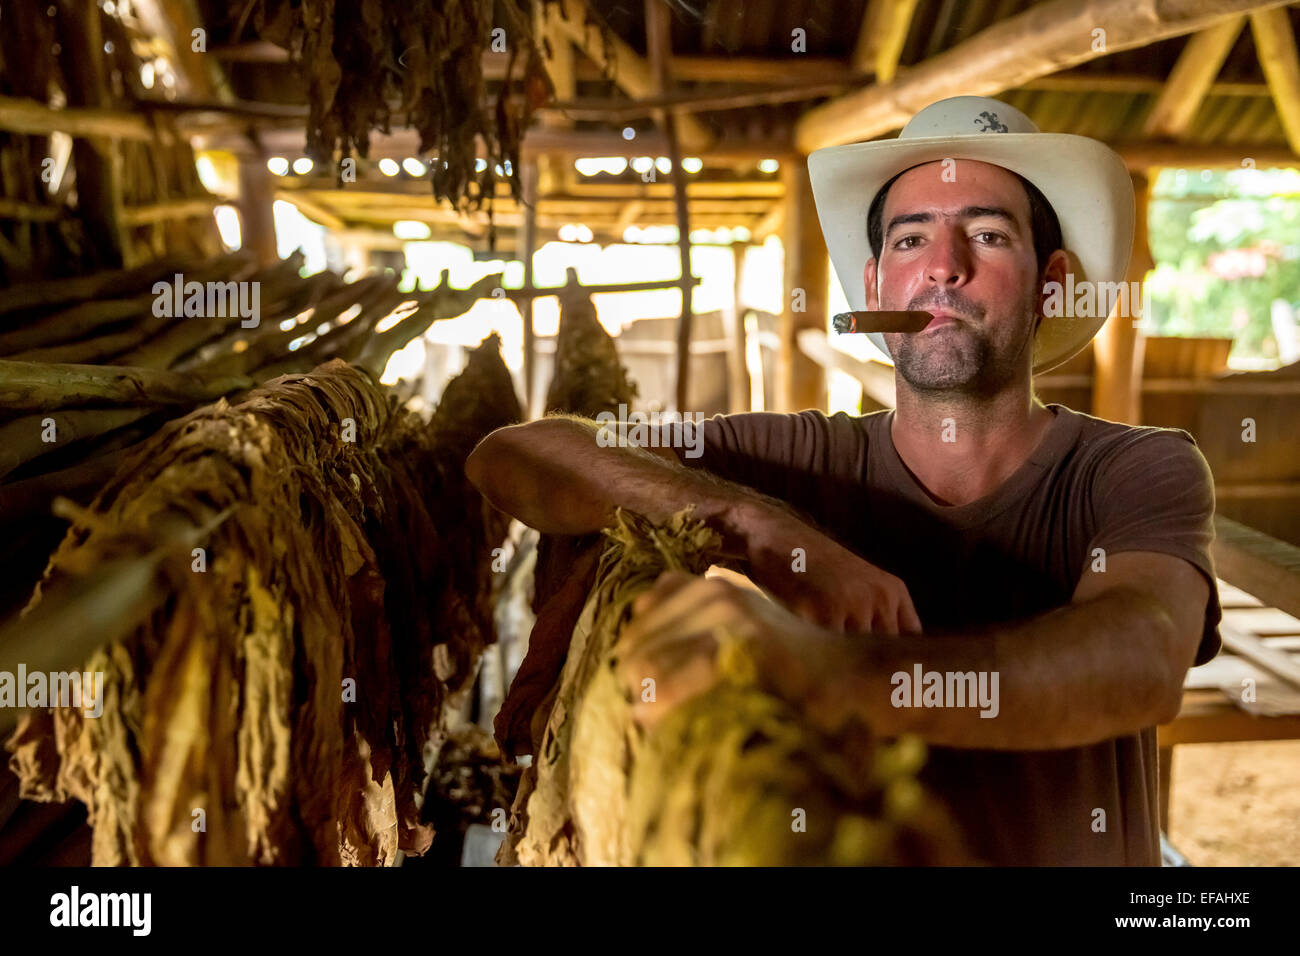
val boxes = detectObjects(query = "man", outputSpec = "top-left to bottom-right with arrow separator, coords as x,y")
465,96 -> 1221,865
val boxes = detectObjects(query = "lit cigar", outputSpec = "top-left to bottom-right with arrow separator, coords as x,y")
832,310 -> 933,334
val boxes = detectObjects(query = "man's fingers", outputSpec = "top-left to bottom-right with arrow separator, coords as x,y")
900,597 -> 924,635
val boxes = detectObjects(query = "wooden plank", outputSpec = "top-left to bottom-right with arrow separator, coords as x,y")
1216,578 -> 1265,608
1220,620 -> 1300,692
1159,688 -> 1300,745
1222,606 -> 1300,635
1212,514 -> 1300,621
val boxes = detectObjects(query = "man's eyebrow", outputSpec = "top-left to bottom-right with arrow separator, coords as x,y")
884,206 -> 1020,239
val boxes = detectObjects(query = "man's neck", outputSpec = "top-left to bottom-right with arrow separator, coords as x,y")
889,380 -> 1054,507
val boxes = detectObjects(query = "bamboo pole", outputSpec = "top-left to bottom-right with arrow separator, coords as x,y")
0,360 -> 249,412
0,408 -> 156,481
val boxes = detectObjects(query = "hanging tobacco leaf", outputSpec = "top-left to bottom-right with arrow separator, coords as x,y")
239,0 -> 553,213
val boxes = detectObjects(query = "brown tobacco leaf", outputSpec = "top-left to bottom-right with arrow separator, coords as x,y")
4,341 -> 521,866
510,509 -> 969,867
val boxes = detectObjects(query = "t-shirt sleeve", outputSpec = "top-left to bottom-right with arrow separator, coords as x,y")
667,410 -> 852,523
1087,429 -> 1222,666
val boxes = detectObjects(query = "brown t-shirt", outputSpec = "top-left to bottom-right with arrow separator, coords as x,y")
671,403 -> 1221,866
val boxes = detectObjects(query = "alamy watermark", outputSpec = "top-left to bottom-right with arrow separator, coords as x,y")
152,273 -> 260,328
594,403 -> 705,459
1042,273 -> 1148,324
50,886 -> 151,936
0,666 -> 104,718
891,663 -> 999,718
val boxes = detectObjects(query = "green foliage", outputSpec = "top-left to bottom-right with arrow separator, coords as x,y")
1145,168 -> 1300,362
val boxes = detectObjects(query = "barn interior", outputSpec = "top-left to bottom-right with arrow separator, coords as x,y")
1,0 -> 1299,868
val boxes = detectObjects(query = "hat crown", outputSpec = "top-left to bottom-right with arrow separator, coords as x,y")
899,96 -> 1039,139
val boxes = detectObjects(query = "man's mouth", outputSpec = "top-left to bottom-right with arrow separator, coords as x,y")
920,310 -> 962,331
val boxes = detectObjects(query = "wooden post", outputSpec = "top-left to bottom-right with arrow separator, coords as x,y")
238,159 -> 279,267
521,160 -> 538,417
726,242 -> 752,412
1092,170 -> 1151,424
780,160 -> 827,412
55,0 -> 126,269
646,0 -> 694,412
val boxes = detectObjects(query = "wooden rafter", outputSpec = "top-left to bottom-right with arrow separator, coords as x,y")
1143,16 -> 1246,138
852,0 -> 922,82
550,0 -> 713,151
796,0 -> 1296,153
1250,6 -> 1300,156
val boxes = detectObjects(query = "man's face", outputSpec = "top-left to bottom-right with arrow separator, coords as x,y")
865,159 -> 1052,394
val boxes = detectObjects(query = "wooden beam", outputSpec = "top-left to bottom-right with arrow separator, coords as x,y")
121,197 -> 221,226
1144,17 -> 1246,138
1023,71 -> 1268,96
670,55 -> 851,84
796,328 -> 896,408
1115,141 -> 1298,168
1250,6 -> 1300,156
1092,170 -> 1150,423
545,78 -> 853,120
796,0 -> 1296,153
852,0 -> 922,82
780,160 -> 828,411
551,0 -> 713,151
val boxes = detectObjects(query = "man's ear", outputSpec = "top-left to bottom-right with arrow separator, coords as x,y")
1035,249 -> 1070,323
863,257 -> 880,310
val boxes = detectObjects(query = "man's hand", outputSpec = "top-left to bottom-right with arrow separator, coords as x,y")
616,571 -> 835,729
740,500 -> 922,635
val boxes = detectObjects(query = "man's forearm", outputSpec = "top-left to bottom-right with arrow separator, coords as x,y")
466,416 -> 762,556
810,588 -> 1185,750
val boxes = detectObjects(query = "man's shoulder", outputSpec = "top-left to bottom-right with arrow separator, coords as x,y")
1053,404 -> 1202,459
1050,405 -> 1212,488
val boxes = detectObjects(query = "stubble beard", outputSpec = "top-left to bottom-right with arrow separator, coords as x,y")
888,290 -> 1037,397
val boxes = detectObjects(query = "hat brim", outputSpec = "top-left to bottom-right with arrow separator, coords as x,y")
807,133 -> 1135,374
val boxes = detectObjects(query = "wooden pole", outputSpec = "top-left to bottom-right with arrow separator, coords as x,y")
239,159 -> 280,266
646,0 -> 694,412
1092,170 -> 1151,424
55,0 -> 126,269
521,160 -> 538,416
780,160 -> 828,412
726,242 -> 752,412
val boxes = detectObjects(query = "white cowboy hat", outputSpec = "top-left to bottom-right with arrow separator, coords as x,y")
807,95 -> 1135,374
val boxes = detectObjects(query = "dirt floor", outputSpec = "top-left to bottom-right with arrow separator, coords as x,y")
1168,740 -> 1300,866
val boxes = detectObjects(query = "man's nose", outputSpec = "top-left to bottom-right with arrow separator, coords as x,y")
924,230 -> 970,287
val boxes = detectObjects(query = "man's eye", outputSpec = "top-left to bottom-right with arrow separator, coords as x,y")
893,235 -> 922,249
974,231 -> 1007,244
